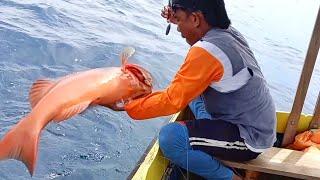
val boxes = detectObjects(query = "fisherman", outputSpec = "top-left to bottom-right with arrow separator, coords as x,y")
123,0 -> 277,179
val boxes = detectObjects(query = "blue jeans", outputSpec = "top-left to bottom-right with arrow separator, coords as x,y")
159,123 -> 233,180
189,95 -> 212,120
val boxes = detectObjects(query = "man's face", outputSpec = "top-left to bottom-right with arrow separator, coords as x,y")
173,9 -> 199,45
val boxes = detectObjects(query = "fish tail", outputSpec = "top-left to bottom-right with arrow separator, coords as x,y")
0,115 -> 40,176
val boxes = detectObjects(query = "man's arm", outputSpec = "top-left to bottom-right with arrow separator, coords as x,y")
125,46 -> 224,120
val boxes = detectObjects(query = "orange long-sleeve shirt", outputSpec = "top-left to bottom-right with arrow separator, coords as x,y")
125,46 -> 224,120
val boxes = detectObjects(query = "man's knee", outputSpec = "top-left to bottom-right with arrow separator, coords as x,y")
159,123 -> 178,153
159,123 -> 189,158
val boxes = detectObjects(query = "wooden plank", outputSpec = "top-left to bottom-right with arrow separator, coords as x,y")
221,147 -> 320,179
309,92 -> 320,129
282,6 -> 320,147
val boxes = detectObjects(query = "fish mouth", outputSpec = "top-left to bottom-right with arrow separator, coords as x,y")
124,64 -> 153,87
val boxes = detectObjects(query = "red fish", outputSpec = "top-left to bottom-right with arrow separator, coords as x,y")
0,47 -> 152,176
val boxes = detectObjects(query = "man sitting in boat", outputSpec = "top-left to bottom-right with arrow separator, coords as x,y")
124,0 -> 277,179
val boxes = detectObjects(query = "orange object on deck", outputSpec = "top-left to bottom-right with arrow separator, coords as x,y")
287,129 -> 320,151
310,129 -> 320,144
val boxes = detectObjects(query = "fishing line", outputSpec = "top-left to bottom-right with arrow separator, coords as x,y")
182,123 -> 190,180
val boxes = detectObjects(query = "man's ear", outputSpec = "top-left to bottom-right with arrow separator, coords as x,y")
192,12 -> 202,28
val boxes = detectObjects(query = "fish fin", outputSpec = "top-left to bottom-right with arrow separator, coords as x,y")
29,79 -> 55,108
53,101 -> 91,123
0,115 -> 40,176
120,47 -> 135,67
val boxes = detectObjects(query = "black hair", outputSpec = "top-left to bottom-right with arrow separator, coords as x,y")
171,0 -> 231,29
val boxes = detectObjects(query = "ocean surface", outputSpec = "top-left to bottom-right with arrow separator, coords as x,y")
0,0 -> 319,179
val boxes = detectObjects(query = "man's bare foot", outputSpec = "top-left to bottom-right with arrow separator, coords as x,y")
244,171 -> 260,180
232,174 -> 243,180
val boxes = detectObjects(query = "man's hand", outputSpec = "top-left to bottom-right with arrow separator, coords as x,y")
161,6 -> 177,24
107,88 -> 152,112
107,100 -> 128,111
102,99 -> 129,112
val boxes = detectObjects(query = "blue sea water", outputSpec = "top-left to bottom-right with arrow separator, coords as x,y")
0,0 -> 319,179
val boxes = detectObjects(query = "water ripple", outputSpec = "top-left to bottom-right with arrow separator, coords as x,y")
0,0 -> 319,179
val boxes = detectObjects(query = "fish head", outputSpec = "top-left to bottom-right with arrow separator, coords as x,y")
123,64 -> 153,99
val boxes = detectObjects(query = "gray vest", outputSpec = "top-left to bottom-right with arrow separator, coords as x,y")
201,27 -> 276,150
